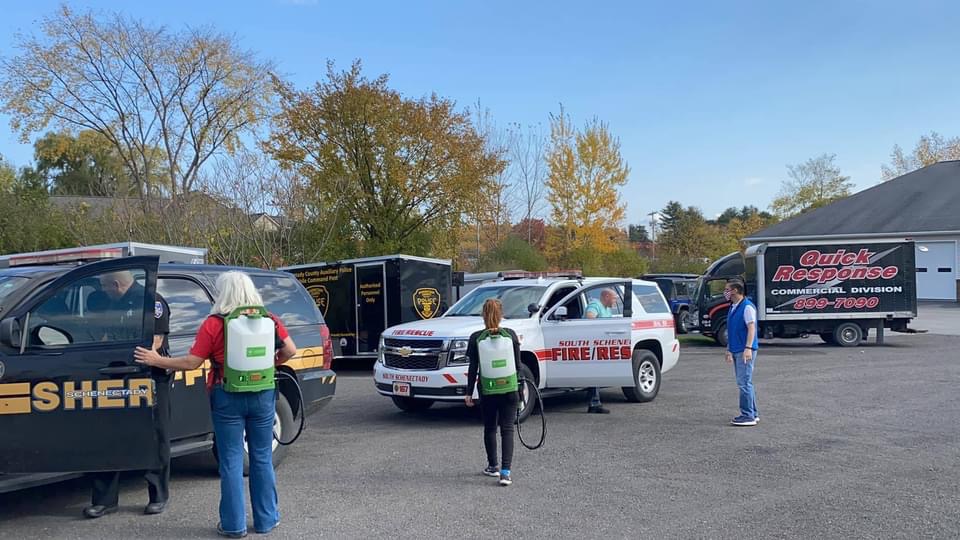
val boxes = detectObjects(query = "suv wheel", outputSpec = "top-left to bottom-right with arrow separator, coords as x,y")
676,309 -> 691,334
832,322 -> 863,347
622,350 -> 661,403
391,396 -> 435,412
213,391 -> 294,476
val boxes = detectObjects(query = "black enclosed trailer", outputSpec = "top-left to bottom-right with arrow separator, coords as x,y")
283,255 -> 452,361
691,241 -> 917,347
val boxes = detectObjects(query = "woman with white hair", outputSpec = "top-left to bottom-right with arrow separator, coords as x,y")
135,271 -> 297,538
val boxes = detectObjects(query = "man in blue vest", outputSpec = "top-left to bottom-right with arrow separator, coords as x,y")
724,281 -> 759,427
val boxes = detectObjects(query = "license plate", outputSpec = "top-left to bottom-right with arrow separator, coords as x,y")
393,382 -> 411,397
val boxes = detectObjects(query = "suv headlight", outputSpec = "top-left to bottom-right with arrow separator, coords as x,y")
447,339 -> 470,365
378,335 -> 385,364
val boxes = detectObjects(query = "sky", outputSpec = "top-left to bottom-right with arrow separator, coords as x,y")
1,0 -> 959,228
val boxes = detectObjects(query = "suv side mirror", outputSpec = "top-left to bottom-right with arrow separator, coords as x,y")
0,318 -> 22,349
552,306 -> 568,321
527,303 -> 540,315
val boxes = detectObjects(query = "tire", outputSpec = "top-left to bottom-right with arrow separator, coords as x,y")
713,321 -> 728,348
833,322 -> 863,347
622,350 -> 662,403
391,396 -> 435,412
819,332 -> 836,344
676,309 -> 691,334
517,364 -> 536,424
212,391 -> 294,477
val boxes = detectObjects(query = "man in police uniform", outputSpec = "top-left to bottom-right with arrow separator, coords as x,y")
84,270 -> 172,518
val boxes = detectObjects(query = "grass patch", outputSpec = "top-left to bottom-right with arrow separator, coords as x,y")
679,334 -> 717,346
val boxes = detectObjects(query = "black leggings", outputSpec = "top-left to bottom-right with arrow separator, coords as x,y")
481,391 -> 518,471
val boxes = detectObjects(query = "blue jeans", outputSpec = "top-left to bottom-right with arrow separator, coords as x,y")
210,386 -> 279,535
589,387 -> 602,407
732,351 -> 759,419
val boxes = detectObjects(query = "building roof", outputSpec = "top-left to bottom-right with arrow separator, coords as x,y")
748,161 -> 960,241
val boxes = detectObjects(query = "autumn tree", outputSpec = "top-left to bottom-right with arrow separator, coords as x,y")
770,154 -> 853,218
0,5 -> 273,202
267,61 -> 504,257
545,109 -> 629,262
881,131 -> 960,180
512,218 -> 546,250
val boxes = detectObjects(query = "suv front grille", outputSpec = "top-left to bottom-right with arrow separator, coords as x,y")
383,338 -> 444,349
383,353 -> 441,370
382,338 -> 443,370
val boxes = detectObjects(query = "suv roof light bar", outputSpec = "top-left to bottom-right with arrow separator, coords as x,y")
6,247 -> 124,267
499,270 -> 583,280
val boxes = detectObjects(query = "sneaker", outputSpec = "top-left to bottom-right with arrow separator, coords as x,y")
587,405 -> 610,414
730,415 -> 758,427
217,523 -> 247,538
499,470 -> 513,486
482,466 -> 500,477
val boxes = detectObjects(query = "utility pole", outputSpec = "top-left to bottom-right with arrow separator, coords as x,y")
647,211 -> 659,259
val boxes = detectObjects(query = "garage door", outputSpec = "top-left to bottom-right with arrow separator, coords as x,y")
915,241 -> 957,301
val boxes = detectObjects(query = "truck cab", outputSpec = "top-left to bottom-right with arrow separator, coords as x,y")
373,277 -> 680,421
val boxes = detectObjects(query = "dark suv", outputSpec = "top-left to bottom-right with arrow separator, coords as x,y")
0,256 -> 336,493
641,274 -> 699,334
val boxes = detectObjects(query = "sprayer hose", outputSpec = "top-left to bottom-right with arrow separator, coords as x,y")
516,377 -> 546,450
274,370 -> 306,446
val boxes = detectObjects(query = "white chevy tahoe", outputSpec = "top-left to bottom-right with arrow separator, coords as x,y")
373,277 -> 680,420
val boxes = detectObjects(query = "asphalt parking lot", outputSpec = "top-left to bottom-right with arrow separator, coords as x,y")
1,335 -> 959,540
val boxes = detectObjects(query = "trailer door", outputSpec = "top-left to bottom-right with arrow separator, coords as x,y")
355,263 -> 387,355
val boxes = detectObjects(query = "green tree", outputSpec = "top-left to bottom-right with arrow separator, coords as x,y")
29,130 -> 172,196
266,61 -> 504,257
770,154 -> 853,218
881,131 -> 960,180
715,206 -> 774,226
476,235 -> 549,272
0,162 -> 70,254
0,155 -> 14,192
1,5 -> 273,201
657,202 -> 739,270
628,223 -> 650,243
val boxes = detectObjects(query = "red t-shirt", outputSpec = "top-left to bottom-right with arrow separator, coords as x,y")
190,314 -> 291,390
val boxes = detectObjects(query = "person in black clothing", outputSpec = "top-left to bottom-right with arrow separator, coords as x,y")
84,270 -> 172,519
465,299 -> 522,487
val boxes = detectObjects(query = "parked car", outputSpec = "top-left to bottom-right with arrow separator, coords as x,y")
0,245 -> 336,493
640,274 -> 699,334
373,276 -> 680,422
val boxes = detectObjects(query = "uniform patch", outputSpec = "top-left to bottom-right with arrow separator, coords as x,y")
155,301 -> 164,319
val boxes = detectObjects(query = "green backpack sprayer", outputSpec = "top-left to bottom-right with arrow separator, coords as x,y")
476,329 -> 546,450
221,306 -> 305,445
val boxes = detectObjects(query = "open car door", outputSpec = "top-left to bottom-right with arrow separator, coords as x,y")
0,256 -> 161,473
540,279 -> 635,388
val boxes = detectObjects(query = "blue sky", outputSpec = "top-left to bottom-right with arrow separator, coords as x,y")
2,0 -> 959,227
